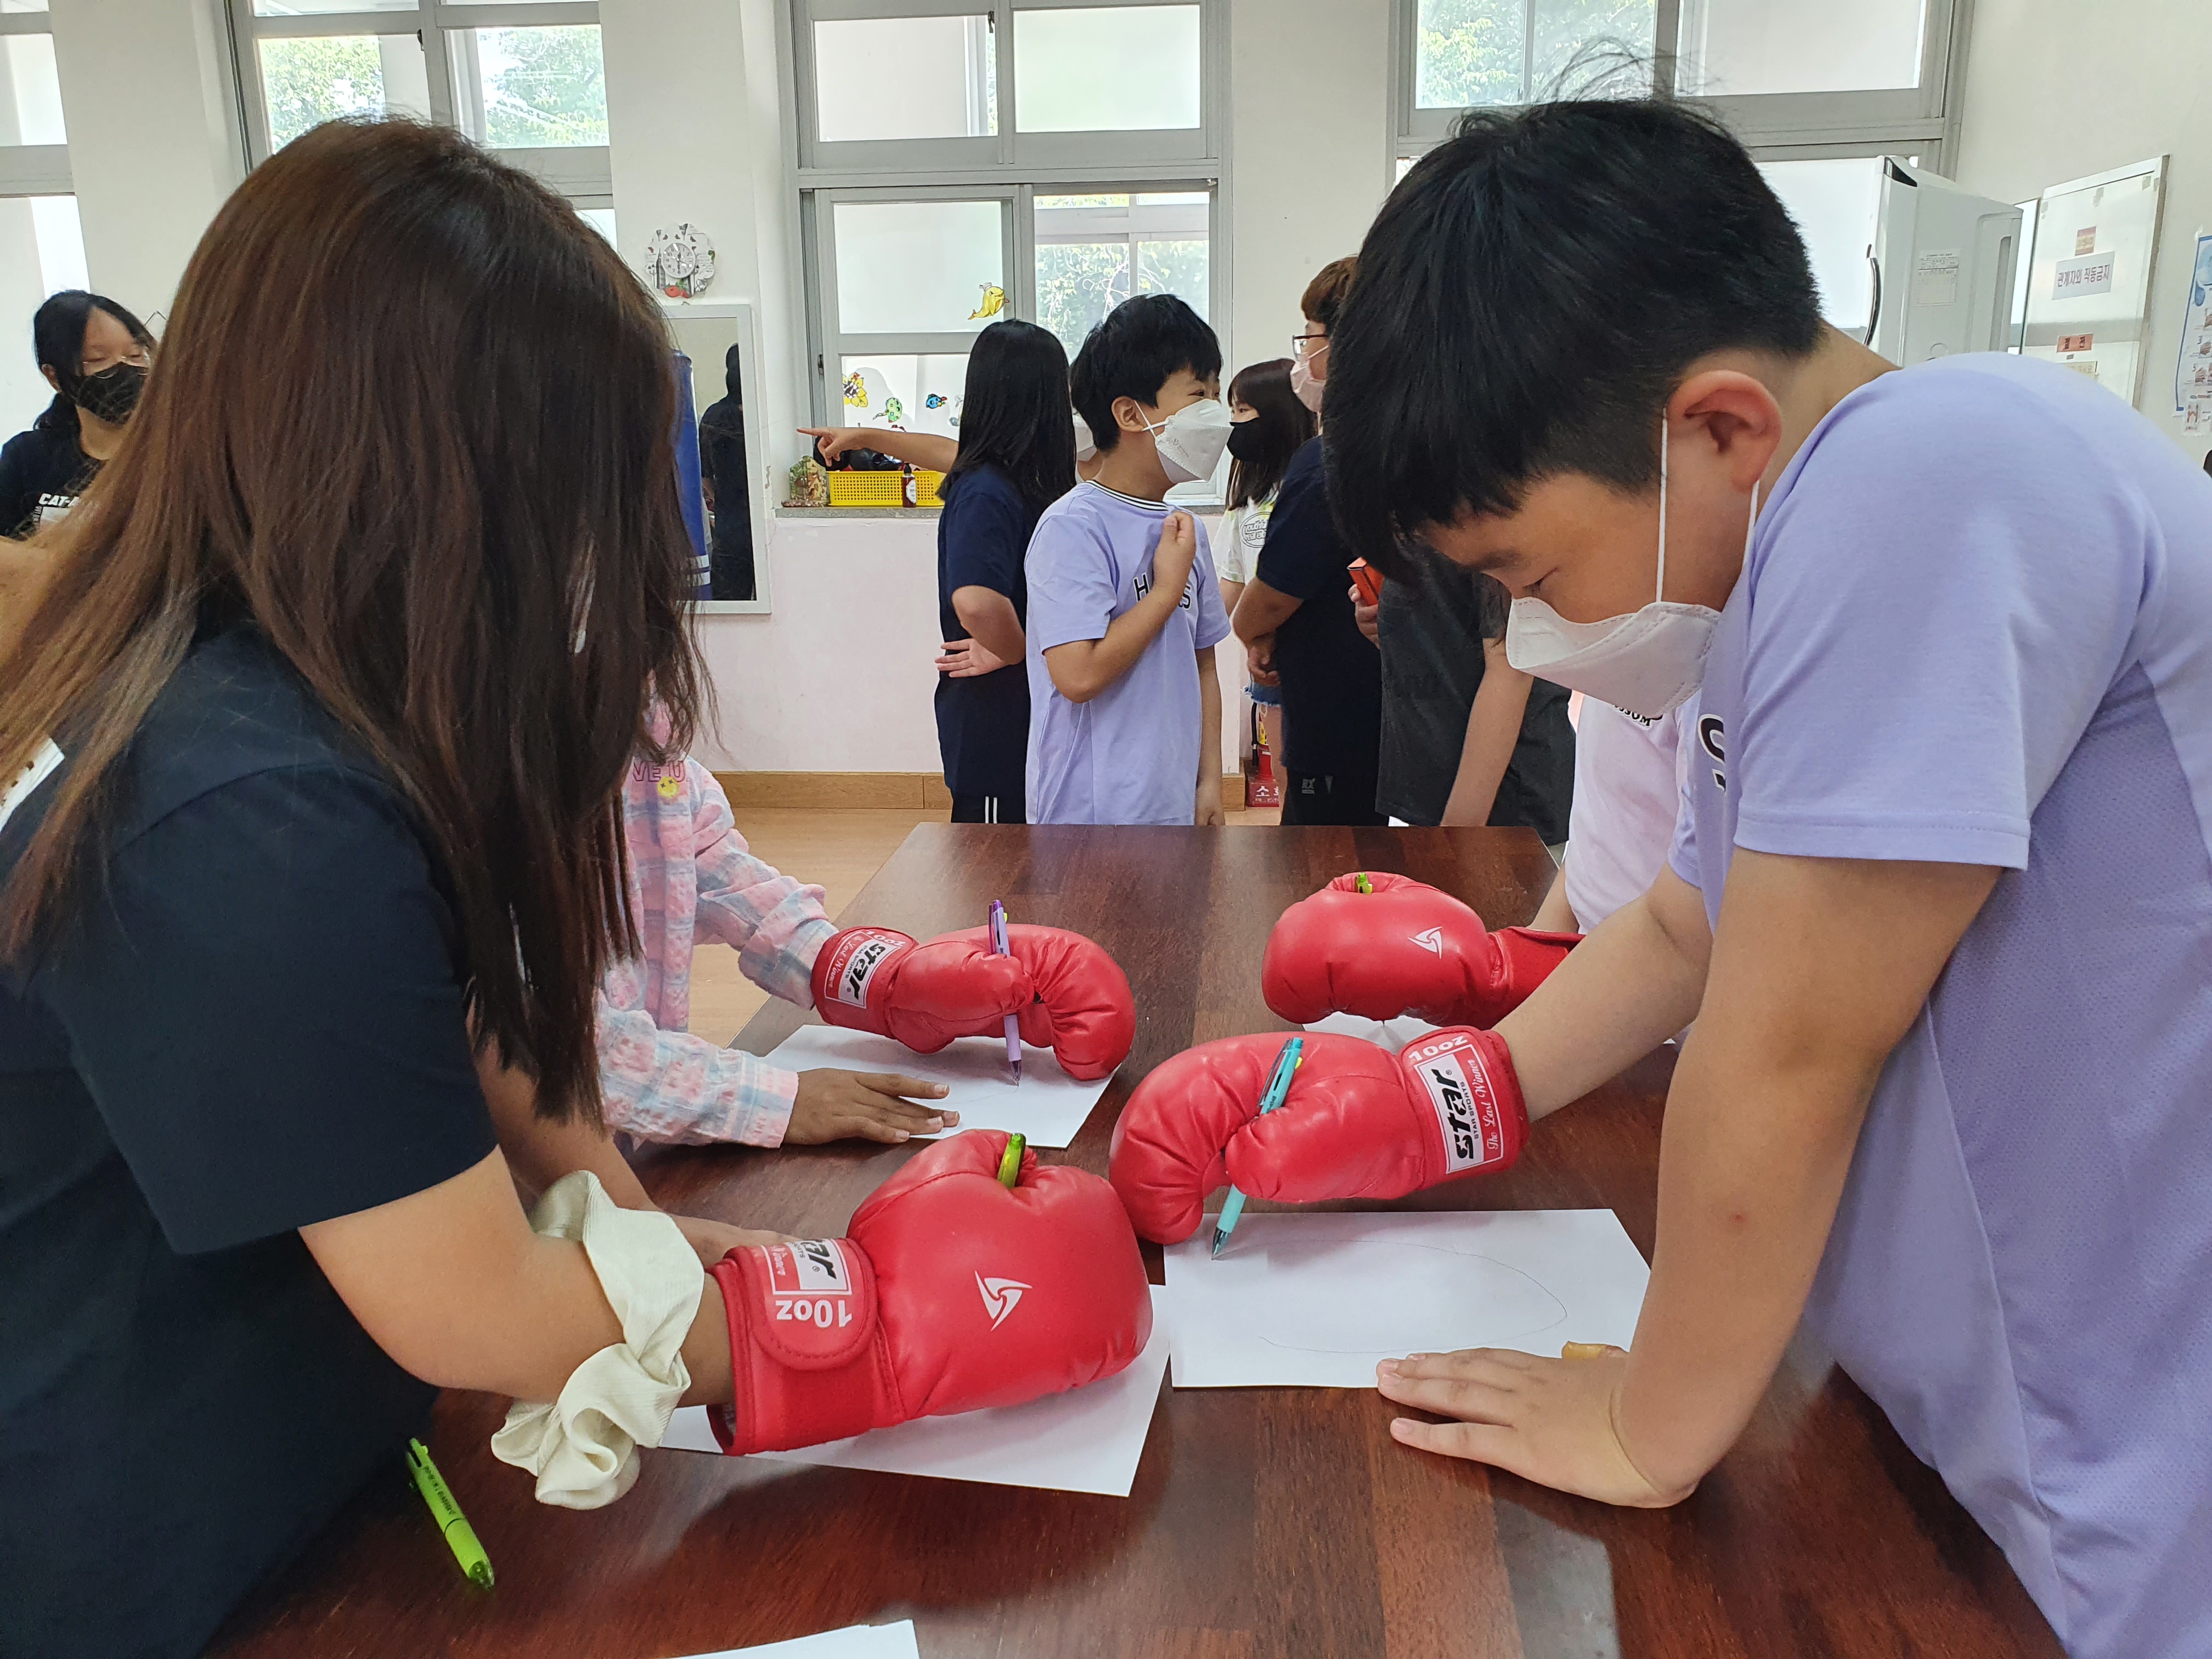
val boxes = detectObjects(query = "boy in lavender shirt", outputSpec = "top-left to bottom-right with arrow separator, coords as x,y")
1316,101 -> 2212,1656
1026,294 -> 1233,825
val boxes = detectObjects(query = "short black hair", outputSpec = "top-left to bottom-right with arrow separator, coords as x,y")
1323,97 -> 1822,577
1068,292 -> 1222,456
946,317 -> 1077,514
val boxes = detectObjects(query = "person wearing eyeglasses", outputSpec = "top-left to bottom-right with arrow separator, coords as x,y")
0,289 -> 154,539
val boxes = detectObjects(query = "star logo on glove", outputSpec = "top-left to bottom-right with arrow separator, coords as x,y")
1410,927 -> 1444,956
975,1273 -> 1031,1329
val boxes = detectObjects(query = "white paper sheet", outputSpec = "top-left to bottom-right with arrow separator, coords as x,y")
1301,1012 -> 1445,1054
752,1024 -> 1113,1149
1164,1211 -> 1649,1388
674,1621 -> 920,1658
659,1286 -> 1168,1496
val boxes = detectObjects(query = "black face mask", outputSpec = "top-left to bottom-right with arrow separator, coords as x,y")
1225,418 -> 1267,464
65,360 -> 146,426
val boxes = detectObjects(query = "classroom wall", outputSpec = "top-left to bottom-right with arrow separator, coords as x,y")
670,0 -> 1398,774
46,0 -> 242,326
1951,0 -> 2212,465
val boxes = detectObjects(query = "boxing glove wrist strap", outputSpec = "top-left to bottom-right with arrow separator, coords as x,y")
810,927 -> 915,1030
707,1238 -> 896,1455
1397,1029 -> 1530,1181
490,1172 -> 704,1510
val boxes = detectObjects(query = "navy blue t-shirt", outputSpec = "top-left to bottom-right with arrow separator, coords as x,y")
1254,437 -> 1383,778
935,463 -> 1043,797
0,617 -> 496,1658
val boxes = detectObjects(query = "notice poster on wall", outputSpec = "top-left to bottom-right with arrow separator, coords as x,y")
2171,232 -> 2212,431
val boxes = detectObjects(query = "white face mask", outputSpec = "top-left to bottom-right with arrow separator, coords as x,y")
1139,397 -> 1232,484
1503,421 -> 1758,721
1290,346 -> 1326,414
1072,411 -> 1097,464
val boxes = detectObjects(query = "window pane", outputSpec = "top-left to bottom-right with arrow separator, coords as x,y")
0,33 -> 65,144
1758,156 -> 1883,332
577,206 -> 616,247
0,1 -> 50,13
453,24 -> 607,148
254,0 -> 413,12
832,200 -> 1003,336
260,34 -> 429,150
813,15 -> 995,144
838,355 -> 970,439
1417,0 -> 1655,109
1013,6 -> 1200,133
1677,0 -> 1925,96
0,195 -> 87,430
1034,191 -> 1208,358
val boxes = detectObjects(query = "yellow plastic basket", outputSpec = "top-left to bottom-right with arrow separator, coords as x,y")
827,469 -> 910,507
913,469 -> 946,508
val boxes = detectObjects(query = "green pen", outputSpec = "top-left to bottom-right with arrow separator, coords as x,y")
407,1437 -> 494,1589
1355,872 -> 1373,894
997,1131 -> 1026,1188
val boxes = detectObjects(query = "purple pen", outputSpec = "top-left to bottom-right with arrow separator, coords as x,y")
989,899 -> 1021,1084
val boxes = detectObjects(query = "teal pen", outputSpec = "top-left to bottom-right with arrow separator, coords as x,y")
1211,1035 -> 1303,1259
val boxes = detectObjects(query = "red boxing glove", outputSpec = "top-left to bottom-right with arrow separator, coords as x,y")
1108,1029 -> 1528,1244
810,922 -> 1135,1081
708,1131 -> 1153,1454
1261,872 -> 1579,1029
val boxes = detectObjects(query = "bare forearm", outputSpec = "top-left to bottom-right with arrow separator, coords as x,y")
855,430 -> 958,471
1440,669 -> 1530,827
951,586 -> 1025,664
1530,861 -> 1578,932
1046,586 -> 1182,702
1197,651 -> 1223,785
1232,580 -> 1300,646
1492,868 -> 1710,1118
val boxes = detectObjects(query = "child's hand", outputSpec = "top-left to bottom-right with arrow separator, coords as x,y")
1195,775 -> 1225,827
785,1069 -> 957,1146
1350,585 -> 1380,645
797,425 -> 868,464
1376,1342 -> 1694,1508
1244,635 -> 1280,687
1153,511 -> 1199,601
935,637 -> 1008,677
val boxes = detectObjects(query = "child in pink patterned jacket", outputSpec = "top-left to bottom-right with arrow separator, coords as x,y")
601,746 -> 957,1147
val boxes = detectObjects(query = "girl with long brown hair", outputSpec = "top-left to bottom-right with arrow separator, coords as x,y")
0,119 -> 1149,1657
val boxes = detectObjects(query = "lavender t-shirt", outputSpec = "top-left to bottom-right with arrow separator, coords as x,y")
1670,352 -> 2212,1657
1024,481 -> 1231,825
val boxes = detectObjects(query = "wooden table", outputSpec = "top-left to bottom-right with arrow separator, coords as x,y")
214,826 -> 2062,1659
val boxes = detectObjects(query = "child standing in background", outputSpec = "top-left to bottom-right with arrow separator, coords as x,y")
1215,357 -> 1313,783
1025,294 -> 1233,826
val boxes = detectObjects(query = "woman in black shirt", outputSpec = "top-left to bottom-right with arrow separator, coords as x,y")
0,288 -> 153,537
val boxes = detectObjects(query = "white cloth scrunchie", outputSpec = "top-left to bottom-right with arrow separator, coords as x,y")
489,1171 -> 705,1509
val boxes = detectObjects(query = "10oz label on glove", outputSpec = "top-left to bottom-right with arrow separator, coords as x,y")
768,1239 -> 855,1328
1408,1035 -> 1508,1174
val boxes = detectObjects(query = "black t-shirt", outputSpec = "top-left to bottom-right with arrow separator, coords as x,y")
1252,437 -> 1383,778
1376,555 -> 1576,839
935,464 -> 1041,797
0,423 -> 98,539
0,619 -> 497,1659
698,393 -> 755,601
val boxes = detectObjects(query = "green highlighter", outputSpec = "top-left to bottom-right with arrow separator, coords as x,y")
997,1132 -> 1027,1188
407,1437 -> 494,1590
1211,1036 -> 1304,1258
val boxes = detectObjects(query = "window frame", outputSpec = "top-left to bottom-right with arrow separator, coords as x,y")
1389,0 -> 1973,179
225,0 -> 611,197
0,7 -> 71,196
791,0 -> 1229,504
